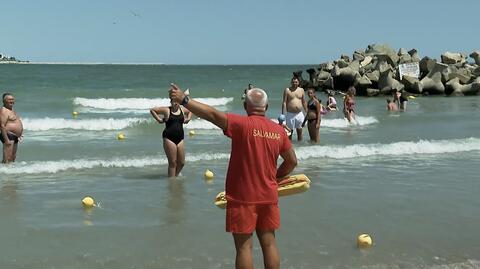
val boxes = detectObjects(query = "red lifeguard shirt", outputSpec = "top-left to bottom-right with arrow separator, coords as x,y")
223,113 -> 292,204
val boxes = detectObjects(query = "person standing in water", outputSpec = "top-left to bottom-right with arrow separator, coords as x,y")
0,93 -> 23,164
282,77 -> 307,141
302,88 -> 322,143
150,100 -> 192,177
387,99 -> 398,111
343,86 -> 357,123
326,90 -> 338,111
169,84 -> 297,269
393,90 -> 408,111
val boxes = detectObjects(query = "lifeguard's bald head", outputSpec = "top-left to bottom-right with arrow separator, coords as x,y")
245,88 -> 268,113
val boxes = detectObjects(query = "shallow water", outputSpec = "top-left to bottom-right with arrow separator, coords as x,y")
1,64 -> 479,268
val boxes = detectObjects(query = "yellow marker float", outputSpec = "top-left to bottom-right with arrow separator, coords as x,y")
357,234 -> 373,248
82,196 -> 95,208
204,169 -> 214,179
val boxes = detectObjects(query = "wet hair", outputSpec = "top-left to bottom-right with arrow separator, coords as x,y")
2,93 -> 12,102
347,86 -> 356,96
291,77 -> 300,83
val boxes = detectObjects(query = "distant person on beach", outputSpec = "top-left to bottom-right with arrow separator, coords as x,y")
326,90 -> 338,111
277,114 -> 292,137
0,93 -> 23,163
343,86 -> 356,123
242,83 -> 254,100
302,88 -> 322,143
282,77 -> 307,141
393,90 -> 408,111
169,84 -> 297,269
150,99 -> 192,177
387,99 -> 398,111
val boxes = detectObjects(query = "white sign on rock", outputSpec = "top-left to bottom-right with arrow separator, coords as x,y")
398,62 -> 420,80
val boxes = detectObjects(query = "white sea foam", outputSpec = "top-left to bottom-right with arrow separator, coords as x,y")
295,137 -> 480,159
73,97 -> 233,110
0,153 -> 230,175
23,117 -> 149,131
2,138 -> 479,175
321,116 -> 378,128
186,119 -> 219,130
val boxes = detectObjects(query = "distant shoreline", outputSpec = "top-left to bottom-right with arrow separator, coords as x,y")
0,62 -> 314,66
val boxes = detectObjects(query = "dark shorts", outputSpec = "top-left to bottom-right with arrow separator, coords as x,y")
226,202 -> 280,234
0,132 -> 19,144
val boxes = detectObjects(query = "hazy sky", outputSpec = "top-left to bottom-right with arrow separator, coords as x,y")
1,0 -> 479,64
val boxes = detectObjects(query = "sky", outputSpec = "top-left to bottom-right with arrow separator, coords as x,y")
1,0 -> 479,64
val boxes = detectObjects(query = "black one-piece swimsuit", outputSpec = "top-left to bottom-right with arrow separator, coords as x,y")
162,108 -> 185,145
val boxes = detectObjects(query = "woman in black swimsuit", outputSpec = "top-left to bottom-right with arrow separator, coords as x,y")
150,100 -> 191,177
302,87 -> 322,143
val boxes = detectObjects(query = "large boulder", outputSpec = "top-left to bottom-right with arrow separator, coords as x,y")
365,70 -> 380,83
378,70 -> 404,94
408,49 -> 421,62
353,50 -> 365,61
360,56 -> 373,67
366,88 -> 380,96
470,50 -> 480,65
365,43 -> 397,56
317,70 -> 332,81
419,56 -> 436,76
417,72 -> 445,95
445,77 -> 480,96
331,66 -> 360,91
402,75 -> 420,93
441,52 -> 467,65
447,67 -> 472,84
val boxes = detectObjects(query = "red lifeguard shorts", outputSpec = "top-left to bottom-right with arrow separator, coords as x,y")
226,202 -> 280,234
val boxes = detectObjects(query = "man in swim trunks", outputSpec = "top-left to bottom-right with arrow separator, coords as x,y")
1,93 -> 23,163
170,83 -> 297,269
282,77 -> 307,141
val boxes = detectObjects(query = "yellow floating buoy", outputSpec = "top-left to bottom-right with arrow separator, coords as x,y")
357,233 -> 373,248
82,196 -> 95,208
72,111 -> 79,117
408,95 -> 416,99
189,130 -> 195,136
117,133 -> 125,140
204,169 -> 214,179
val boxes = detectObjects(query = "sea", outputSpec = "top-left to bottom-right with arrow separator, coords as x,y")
0,64 -> 479,269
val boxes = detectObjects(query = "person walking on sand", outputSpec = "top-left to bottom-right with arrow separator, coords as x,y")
169,84 -> 297,269
150,99 -> 192,177
1,93 -> 23,164
302,87 -> 322,143
343,86 -> 357,123
282,77 -> 307,141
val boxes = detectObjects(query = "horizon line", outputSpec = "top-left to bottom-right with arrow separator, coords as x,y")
1,61 -> 319,66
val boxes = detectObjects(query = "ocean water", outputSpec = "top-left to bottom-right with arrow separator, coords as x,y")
0,64 -> 479,269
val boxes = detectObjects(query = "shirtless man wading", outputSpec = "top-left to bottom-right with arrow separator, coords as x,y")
282,77 -> 307,141
0,93 -> 23,163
